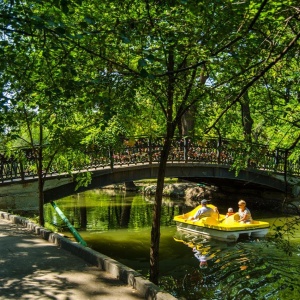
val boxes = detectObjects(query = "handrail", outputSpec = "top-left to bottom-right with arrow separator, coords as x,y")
50,201 -> 87,247
0,136 -> 299,183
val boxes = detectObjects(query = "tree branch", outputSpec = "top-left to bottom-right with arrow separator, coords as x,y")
157,0 -> 270,77
287,134 -> 300,152
205,30 -> 300,134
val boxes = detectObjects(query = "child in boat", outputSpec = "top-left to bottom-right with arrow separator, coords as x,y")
225,207 -> 235,218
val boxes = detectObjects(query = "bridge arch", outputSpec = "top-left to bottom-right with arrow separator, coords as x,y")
43,163 -> 291,203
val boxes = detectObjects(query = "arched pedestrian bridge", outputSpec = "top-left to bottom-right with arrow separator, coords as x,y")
1,137 -> 300,205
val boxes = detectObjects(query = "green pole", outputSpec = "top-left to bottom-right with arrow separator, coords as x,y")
50,201 -> 87,247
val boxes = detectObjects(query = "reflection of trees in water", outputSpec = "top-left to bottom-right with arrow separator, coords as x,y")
45,195 -> 181,231
119,204 -> 131,228
168,231 -> 300,299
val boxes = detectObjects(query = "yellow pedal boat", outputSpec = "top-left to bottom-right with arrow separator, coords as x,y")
173,204 -> 269,242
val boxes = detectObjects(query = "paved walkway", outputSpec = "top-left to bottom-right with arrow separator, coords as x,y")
0,213 -> 176,300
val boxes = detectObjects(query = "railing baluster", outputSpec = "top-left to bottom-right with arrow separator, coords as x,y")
20,160 -> 25,181
184,137 -> 188,163
217,138 -> 221,164
148,137 -> 152,165
109,147 -> 114,170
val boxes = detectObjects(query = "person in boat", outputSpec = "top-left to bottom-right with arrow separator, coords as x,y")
188,199 -> 217,220
238,200 -> 252,224
225,207 -> 235,218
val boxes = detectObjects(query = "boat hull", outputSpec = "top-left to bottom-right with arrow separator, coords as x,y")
175,221 -> 269,242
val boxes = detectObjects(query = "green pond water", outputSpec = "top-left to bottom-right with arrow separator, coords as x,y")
44,190 -> 300,300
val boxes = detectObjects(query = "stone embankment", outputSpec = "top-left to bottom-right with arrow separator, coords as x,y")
0,211 -> 177,300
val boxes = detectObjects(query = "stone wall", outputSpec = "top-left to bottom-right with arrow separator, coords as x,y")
0,177 -> 73,212
142,182 -> 299,213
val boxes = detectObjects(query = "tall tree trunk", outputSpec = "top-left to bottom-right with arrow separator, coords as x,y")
149,43 -> 176,284
180,64 -> 207,137
38,161 -> 44,226
149,127 -> 174,284
240,91 -> 253,143
181,107 -> 196,136
38,123 -> 45,226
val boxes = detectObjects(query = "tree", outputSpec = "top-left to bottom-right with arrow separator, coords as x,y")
1,0 -> 300,285
0,0 -> 118,225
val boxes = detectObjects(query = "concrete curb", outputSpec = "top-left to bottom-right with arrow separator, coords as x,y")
0,211 -> 177,300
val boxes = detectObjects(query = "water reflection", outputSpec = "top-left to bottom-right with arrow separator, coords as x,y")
44,190 -> 300,300
172,230 -> 300,299
44,191 -> 178,231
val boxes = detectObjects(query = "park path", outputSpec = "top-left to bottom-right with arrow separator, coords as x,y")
0,215 -> 176,300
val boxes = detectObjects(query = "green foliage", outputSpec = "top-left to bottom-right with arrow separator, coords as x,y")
271,216 -> 300,256
1,0 -> 300,274
2,0 -> 300,151
74,171 -> 92,191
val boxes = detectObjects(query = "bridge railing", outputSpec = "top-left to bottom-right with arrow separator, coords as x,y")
0,136 -> 299,183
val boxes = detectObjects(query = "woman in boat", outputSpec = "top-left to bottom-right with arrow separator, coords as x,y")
238,200 -> 252,223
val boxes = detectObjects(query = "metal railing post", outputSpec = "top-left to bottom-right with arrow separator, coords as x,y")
20,160 -> 25,181
148,137 -> 152,165
217,138 -> 221,164
109,146 -> 114,170
184,137 -> 188,163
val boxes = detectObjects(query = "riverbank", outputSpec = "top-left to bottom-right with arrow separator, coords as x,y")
0,211 -> 176,300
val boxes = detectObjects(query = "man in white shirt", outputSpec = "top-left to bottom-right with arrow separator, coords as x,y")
188,199 -> 215,220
